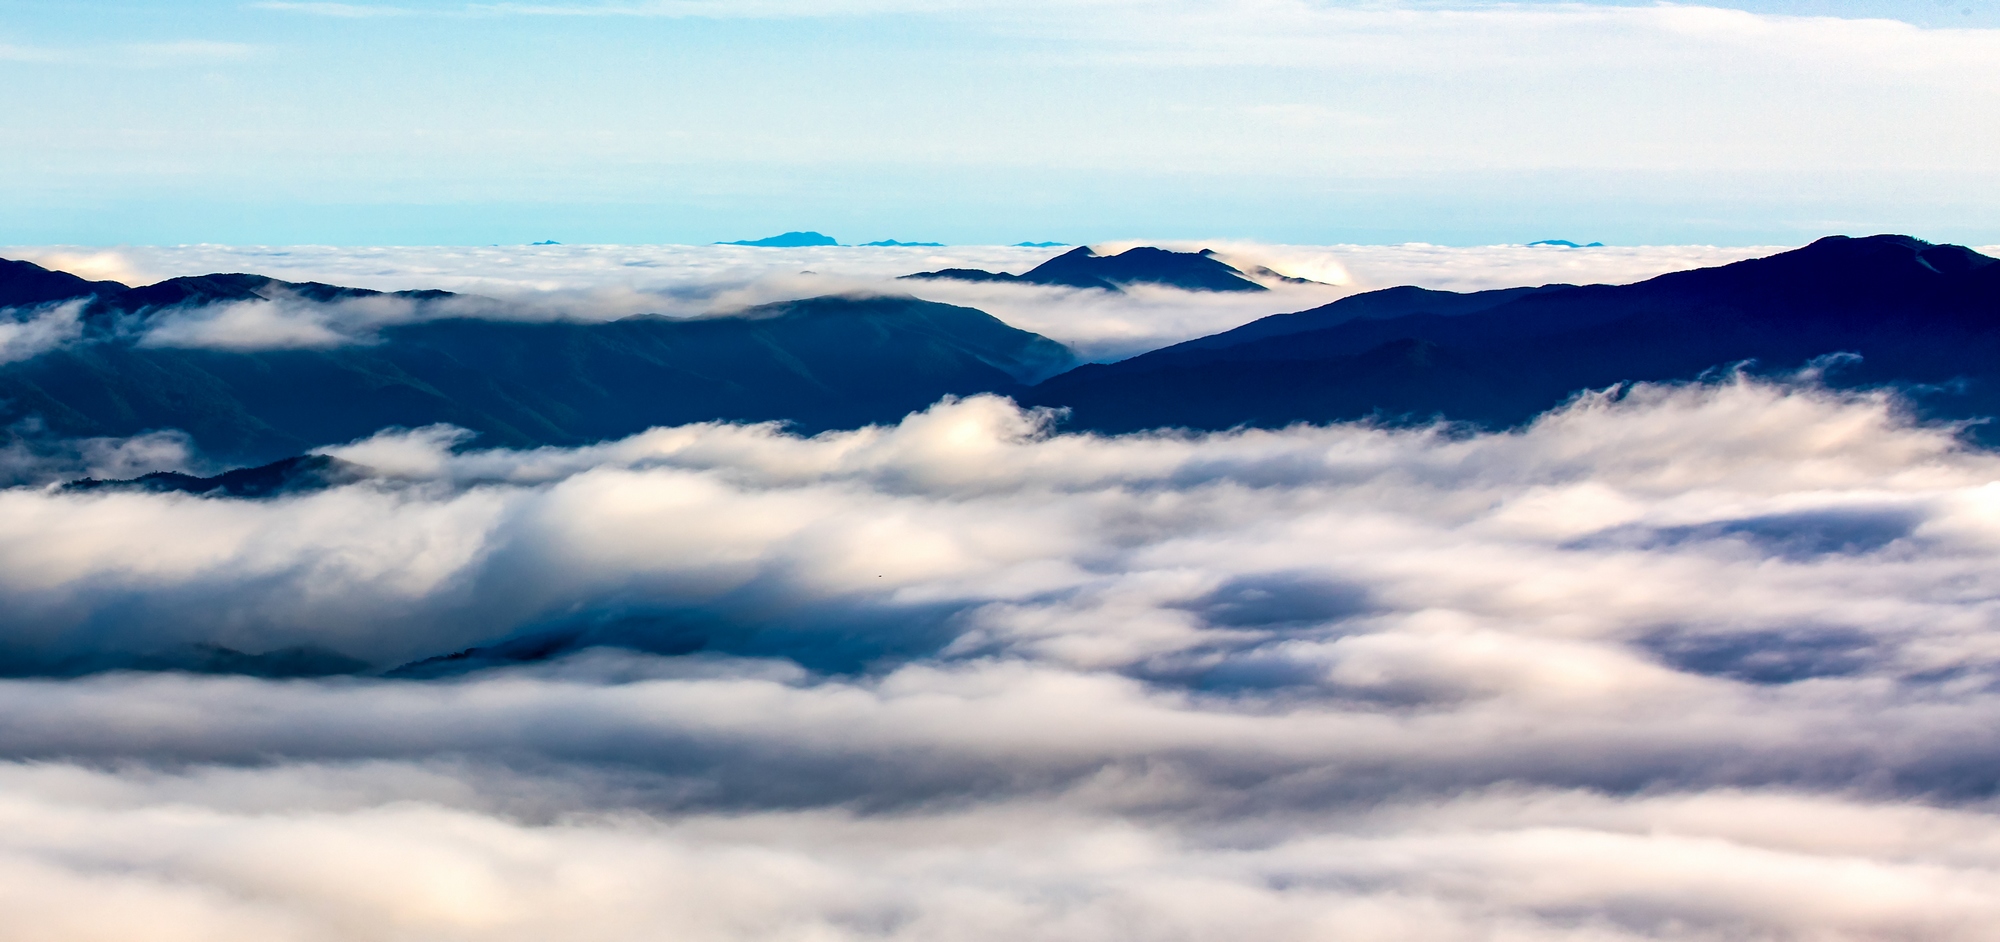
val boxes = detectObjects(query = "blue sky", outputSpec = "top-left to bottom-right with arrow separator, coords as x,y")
2,0 -> 1996,245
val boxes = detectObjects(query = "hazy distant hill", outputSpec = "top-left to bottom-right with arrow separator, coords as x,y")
0,274 -> 1074,463
1024,235 -> 2000,435
904,246 -> 1269,293
719,231 -> 840,247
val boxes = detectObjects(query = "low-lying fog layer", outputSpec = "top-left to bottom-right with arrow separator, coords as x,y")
3,380 -> 2000,940
5,242 -> 1795,359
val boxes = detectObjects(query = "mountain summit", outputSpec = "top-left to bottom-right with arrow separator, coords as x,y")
903,246 -> 1270,293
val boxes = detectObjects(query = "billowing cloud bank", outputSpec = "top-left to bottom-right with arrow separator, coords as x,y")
5,380 -> 2000,939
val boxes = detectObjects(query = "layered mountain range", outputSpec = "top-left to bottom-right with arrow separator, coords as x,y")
6,234 -> 1998,483
1025,235 -> 2000,434
0,259 -> 1072,463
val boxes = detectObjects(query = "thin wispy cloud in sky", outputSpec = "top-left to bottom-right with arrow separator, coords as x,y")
251,0 -> 1013,18
0,38 -> 259,66
0,43 -> 65,63
247,2 -> 416,17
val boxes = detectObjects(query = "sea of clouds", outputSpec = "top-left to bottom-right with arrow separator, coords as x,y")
4,243 -> 2000,939
3,380 -> 2000,939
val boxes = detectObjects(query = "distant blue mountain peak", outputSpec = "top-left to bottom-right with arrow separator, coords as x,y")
1013,241 -> 1069,247
1528,239 -> 1605,248
531,240 -> 562,245
719,231 -> 840,247
862,240 -> 945,247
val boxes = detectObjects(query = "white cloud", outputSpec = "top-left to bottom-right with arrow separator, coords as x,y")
0,427 -> 202,488
0,40 -> 259,68
0,764 -> 1995,941
0,379 -> 1994,935
0,301 -> 85,364
0,379 -> 1988,688
250,0 -> 1004,18
0,43 -> 65,64
119,41 -> 261,63
466,0 -> 1005,17
137,298 -> 361,350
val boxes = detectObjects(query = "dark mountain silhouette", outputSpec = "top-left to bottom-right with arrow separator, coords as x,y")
1,258 -> 454,328
720,231 -> 839,247
96,272 -> 452,319
38,642 -> 374,679
64,454 -> 367,498
16,233 -> 2000,484
1,258 -> 128,309
1,282 -> 1074,464
904,246 -> 1269,293
1023,235 -> 2000,436
1243,265 -> 1325,286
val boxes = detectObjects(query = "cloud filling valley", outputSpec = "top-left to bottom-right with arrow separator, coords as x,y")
2,369 -> 1999,938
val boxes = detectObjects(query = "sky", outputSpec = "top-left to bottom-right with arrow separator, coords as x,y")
3,0 -> 1998,246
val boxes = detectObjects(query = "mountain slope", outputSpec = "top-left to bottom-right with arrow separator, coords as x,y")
0,258 -> 129,308
2,292 -> 1075,464
1024,235 -> 2000,434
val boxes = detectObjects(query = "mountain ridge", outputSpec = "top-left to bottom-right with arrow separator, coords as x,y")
2,279 -> 1075,465
1022,234 -> 2000,436
13,233 -> 2000,476
64,453 -> 366,498
1,258 -> 458,329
